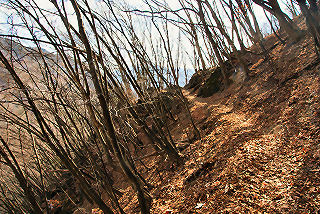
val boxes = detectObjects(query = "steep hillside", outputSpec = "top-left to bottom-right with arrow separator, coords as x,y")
120,25 -> 320,213
1,10 -> 320,214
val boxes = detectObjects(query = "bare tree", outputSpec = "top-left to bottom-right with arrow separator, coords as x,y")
253,0 -> 303,41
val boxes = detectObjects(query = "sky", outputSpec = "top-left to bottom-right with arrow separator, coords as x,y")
0,0 -> 299,85
0,0 -> 291,47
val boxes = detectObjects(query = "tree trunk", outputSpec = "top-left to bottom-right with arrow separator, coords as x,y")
253,0 -> 303,41
196,0 -> 229,86
273,8 -> 302,41
297,0 -> 320,54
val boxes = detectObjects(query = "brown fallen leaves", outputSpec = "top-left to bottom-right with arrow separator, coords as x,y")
120,24 -> 320,213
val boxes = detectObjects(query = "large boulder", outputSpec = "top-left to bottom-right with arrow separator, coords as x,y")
185,69 -> 211,92
186,60 -> 242,97
197,67 -> 224,98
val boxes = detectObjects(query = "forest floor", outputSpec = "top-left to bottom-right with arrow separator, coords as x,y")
119,27 -> 320,213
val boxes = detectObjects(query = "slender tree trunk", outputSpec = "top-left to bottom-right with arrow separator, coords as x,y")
273,10 -> 302,41
253,0 -> 303,41
297,0 -> 320,54
196,0 -> 229,86
0,49 -> 115,214
184,8 -> 206,70
0,137 -> 42,214
69,1 -> 151,213
203,0 -> 249,79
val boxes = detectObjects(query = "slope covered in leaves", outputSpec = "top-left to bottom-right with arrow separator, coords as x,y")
120,28 -> 320,213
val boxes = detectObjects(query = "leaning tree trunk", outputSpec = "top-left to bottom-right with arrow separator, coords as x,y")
196,0 -> 229,86
69,1 -> 151,213
253,0 -> 303,41
297,0 -> 320,54
0,137 -> 42,214
274,11 -> 302,41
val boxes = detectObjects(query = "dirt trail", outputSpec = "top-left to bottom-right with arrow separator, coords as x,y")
148,36 -> 320,213
121,32 -> 320,213
148,74 -> 319,213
